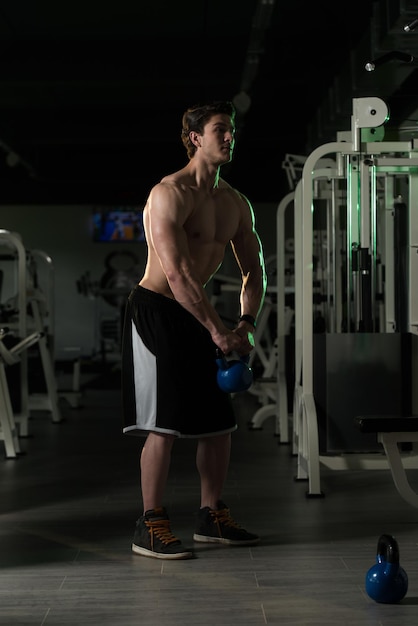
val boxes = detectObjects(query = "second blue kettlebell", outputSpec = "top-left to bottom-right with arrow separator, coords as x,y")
365,534 -> 408,604
216,350 -> 253,393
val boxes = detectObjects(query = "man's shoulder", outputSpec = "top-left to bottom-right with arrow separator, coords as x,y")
151,175 -> 190,197
152,170 -> 194,195
160,165 -> 192,185
218,178 -> 249,205
147,175 -> 194,215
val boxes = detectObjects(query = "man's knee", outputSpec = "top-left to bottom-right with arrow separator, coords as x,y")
146,431 -> 176,449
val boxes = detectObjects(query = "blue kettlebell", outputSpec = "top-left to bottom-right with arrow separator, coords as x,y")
365,534 -> 408,604
216,349 -> 253,393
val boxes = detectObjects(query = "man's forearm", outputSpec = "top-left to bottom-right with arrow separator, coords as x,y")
168,271 -> 228,338
239,272 -> 266,323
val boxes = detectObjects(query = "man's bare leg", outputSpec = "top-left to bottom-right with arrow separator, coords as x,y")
196,433 -> 231,509
133,431 -> 192,559
140,432 -> 176,512
194,432 -> 259,545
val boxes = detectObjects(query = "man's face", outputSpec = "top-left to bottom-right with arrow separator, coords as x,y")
201,113 -> 235,164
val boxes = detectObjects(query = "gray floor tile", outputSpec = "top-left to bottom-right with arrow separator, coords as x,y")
1,386 -> 418,625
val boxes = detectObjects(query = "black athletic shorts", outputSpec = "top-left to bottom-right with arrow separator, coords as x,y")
121,285 -> 237,438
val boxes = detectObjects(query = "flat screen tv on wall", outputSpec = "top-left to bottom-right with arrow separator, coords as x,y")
91,207 -> 145,243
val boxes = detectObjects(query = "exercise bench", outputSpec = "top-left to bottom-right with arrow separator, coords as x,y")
354,415 -> 418,509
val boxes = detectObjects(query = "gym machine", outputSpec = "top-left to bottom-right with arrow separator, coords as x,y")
0,230 -> 62,439
76,250 -> 141,364
248,165 -> 338,442
247,151 -> 338,440
290,97 -> 418,498
0,327 -> 42,457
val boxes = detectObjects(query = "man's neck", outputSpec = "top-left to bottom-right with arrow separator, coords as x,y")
187,160 -> 221,192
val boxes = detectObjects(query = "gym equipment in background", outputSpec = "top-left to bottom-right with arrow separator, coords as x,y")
287,97 -> 418,500
0,327 -> 43,457
0,230 -> 62,437
77,250 -> 141,362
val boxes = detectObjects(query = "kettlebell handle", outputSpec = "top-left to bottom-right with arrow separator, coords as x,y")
376,534 -> 400,566
215,348 -> 249,363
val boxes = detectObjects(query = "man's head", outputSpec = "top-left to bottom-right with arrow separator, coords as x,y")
181,101 -> 236,160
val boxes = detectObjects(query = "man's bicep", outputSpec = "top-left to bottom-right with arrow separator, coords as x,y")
149,185 -> 189,249
149,204 -> 192,273
232,227 -> 264,275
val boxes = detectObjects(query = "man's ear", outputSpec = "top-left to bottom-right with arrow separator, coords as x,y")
189,131 -> 201,148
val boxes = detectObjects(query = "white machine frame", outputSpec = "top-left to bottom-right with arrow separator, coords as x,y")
290,97 -> 418,506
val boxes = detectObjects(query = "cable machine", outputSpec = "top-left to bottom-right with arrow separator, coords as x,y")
291,97 -> 418,496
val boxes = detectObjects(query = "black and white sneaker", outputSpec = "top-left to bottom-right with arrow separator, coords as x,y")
193,501 -> 260,546
132,507 -> 193,560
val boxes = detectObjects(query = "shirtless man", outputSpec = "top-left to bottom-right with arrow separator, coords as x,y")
121,101 -> 266,559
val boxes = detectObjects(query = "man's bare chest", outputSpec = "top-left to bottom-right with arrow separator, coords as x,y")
184,194 -> 239,245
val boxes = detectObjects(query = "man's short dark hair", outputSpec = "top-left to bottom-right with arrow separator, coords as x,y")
181,101 -> 236,159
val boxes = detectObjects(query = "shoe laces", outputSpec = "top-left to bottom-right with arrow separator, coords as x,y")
211,506 -> 241,530
146,518 -> 179,547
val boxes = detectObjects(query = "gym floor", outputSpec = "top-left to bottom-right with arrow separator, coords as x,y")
1,382 -> 418,625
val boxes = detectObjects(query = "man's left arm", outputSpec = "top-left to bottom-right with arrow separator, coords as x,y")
230,192 -> 267,336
